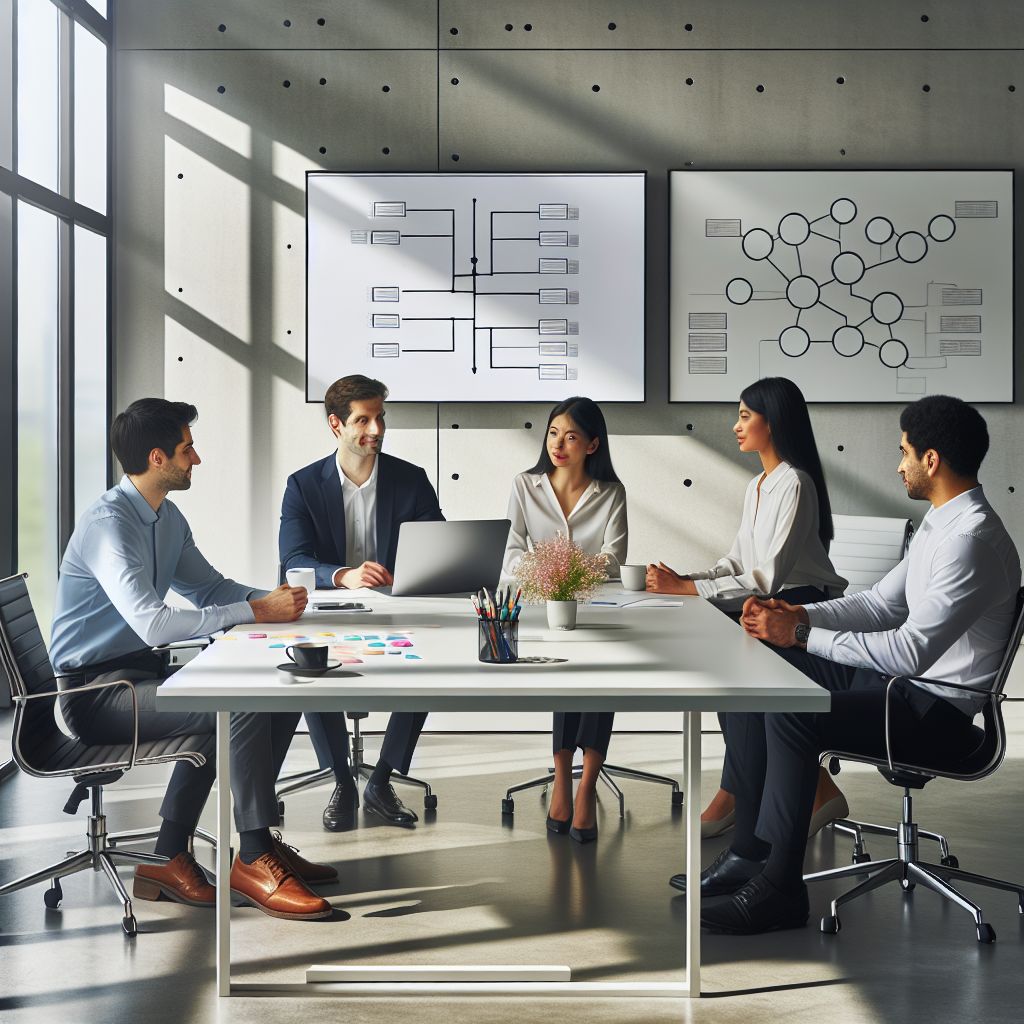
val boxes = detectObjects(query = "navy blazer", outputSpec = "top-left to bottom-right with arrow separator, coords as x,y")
279,452 -> 444,588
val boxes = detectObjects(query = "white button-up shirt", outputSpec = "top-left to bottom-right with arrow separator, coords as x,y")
337,454 -> 378,567
689,462 -> 847,601
807,486 -> 1021,711
501,471 -> 628,581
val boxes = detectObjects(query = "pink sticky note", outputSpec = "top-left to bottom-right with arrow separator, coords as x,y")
340,657 -> 363,665
389,639 -> 414,648
248,633 -> 267,639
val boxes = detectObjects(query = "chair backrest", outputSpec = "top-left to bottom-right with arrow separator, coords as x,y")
987,586 -> 1024,699
0,573 -> 69,770
830,514 -> 914,594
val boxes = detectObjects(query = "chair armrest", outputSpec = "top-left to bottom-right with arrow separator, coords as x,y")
882,674 -> 997,775
157,635 -> 218,652
14,677 -> 141,771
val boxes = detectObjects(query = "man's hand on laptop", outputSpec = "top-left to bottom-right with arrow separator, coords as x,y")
334,562 -> 394,589
250,584 -> 308,622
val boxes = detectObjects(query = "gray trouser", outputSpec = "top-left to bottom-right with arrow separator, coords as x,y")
61,657 -> 299,833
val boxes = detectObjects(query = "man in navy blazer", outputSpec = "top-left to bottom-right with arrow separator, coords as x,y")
279,374 -> 443,830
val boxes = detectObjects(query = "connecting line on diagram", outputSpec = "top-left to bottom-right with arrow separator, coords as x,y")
353,198 -> 581,382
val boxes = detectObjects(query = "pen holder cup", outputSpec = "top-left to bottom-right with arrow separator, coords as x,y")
478,618 -> 519,664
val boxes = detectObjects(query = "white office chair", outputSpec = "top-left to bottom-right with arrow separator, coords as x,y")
829,514 -> 914,594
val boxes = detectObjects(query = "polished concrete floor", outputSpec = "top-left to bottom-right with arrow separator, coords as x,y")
2,707 -> 1023,1024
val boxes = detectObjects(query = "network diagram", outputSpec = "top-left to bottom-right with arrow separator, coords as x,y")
670,171 -> 1013,403
306,174 -> 645,403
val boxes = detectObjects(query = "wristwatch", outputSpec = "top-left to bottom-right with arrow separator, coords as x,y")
794,622 -> 811,647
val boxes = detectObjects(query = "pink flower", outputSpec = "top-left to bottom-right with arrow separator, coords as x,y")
514,534 -> 608,602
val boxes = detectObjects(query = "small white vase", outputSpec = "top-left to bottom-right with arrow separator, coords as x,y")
546,599 -> 578,630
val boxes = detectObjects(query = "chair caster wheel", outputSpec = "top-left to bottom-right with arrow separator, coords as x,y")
424,794 -> 437,810
976,923 -> 996,944
852,852 -> 872,865
122,914 -> 138,937
671,791 -> 684,806
941,855 -> 959,868
501,798 -> 514,815
821,915 -> 840,934
901,879 -> 916,892
43,885 -> 62,909
277,800 -> 285,816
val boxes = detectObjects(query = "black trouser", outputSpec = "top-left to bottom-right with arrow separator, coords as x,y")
61,649 -> 299,833
718,585 -> 828,793
306,711 -> 428,778
724,646 -> 979,886
552,712 -> 614,757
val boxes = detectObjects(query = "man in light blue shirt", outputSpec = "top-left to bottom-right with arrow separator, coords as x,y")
52,398 -> 335,921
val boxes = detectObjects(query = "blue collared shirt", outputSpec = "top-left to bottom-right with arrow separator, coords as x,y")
50,476 -> 262,671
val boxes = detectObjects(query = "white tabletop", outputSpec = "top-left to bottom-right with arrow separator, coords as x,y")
157,589 -> 829,715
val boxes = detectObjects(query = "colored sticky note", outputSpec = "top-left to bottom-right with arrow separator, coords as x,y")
387,650 -> 402,655
340,657 -> 363,665
343,635 -> 362,641
389,639 -> 413,648
363,649 -> 385,656
318,632 -> 336,637
269,643 -> 285,649
404,654 -> 422,660
367,641 -> 386,648
363,634 -> 379,639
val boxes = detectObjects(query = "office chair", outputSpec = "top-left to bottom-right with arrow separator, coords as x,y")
805,586 -> 1024,943
0,573 -> 216,936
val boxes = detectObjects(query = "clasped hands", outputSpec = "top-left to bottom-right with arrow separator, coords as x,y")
740,596 -> 810,648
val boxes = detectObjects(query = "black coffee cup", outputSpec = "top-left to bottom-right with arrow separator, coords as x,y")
285,642 -> 329,669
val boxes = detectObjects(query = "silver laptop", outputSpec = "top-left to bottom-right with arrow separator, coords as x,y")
379,519 -> 511,597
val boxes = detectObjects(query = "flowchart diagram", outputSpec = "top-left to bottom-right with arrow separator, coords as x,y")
306,173 -> 645,402
669,171 -> 1013,402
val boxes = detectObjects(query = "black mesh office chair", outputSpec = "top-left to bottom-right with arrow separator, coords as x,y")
805,586 -> 1024,943
0,573 -> 216,936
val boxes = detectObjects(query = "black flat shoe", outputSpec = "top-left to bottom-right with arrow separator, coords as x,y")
322,783 -> 358,833
668,848 -> 767,897
699,875 -> 809,935
569,824 -> 598,844
363,780 -> 418,827
546,814 -> 572,834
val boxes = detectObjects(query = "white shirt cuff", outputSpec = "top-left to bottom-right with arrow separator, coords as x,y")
806,626 -> 837,659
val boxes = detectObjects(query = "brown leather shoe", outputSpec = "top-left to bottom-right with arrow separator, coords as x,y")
133,851 -> 215,907
272,831 -> 339,885
229,852 -> 332,920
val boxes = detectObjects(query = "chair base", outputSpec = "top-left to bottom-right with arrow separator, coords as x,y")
0,785 -> 172,937
276,718 -> 435,815
805,791 -> 1024,943
501,762 -> 682,819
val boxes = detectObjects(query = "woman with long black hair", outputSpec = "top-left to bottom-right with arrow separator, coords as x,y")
502,396 -> 627,843
646,377 -> 849,844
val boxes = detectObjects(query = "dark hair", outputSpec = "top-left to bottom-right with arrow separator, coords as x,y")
324,374 -> 388,424
528,396 -> 620,483
740,377 -> 834,547
899,395 -> 989,478
110,398 -> 198,475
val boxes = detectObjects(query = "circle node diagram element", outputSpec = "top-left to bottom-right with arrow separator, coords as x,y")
726,277 -> 754,304
896,230 -> 928,263
865,216 -> 894,245
832,250 -> 865,284
779,325 -> 811,357
778,212 -> 811,246
928,214 -> 956,242
787,275 -> 821,309
742,227 -> 774,261
832,324 -> 865,357
830,197 -> 857,224
880,337 -> 910,368
871,291 -> 904,325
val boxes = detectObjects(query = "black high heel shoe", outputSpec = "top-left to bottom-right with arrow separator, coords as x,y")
546,812 -> 572,835
569,823 -> 598,844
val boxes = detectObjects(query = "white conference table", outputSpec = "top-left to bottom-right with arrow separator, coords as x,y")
157,588 -> 829,1002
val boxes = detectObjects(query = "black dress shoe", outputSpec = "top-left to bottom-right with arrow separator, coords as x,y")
699,874 -> 809,934
668,848 -> 767,897
363,781 -> 418,826
322,783 -> 358,832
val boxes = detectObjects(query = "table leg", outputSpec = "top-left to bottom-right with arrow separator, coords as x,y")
216,711 -> 232,998
684,711 -> 701,997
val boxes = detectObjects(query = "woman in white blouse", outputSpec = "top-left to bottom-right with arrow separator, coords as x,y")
503,396 -> 627,843
646,377 -> 850,839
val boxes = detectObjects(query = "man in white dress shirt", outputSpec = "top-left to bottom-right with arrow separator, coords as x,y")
676,395 -> 1021,934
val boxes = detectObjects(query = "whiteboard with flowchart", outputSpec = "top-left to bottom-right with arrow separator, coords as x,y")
306,172 -> 646,403
669,170 -> 1014,402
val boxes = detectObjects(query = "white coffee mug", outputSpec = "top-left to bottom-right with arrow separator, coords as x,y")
285,567 -> 316,593
619,564 -> 647,591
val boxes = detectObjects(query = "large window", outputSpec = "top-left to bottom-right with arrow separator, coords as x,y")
1,0 -> 111,639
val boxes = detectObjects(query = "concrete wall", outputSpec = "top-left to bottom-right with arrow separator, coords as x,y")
114,1 -> 1024,721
